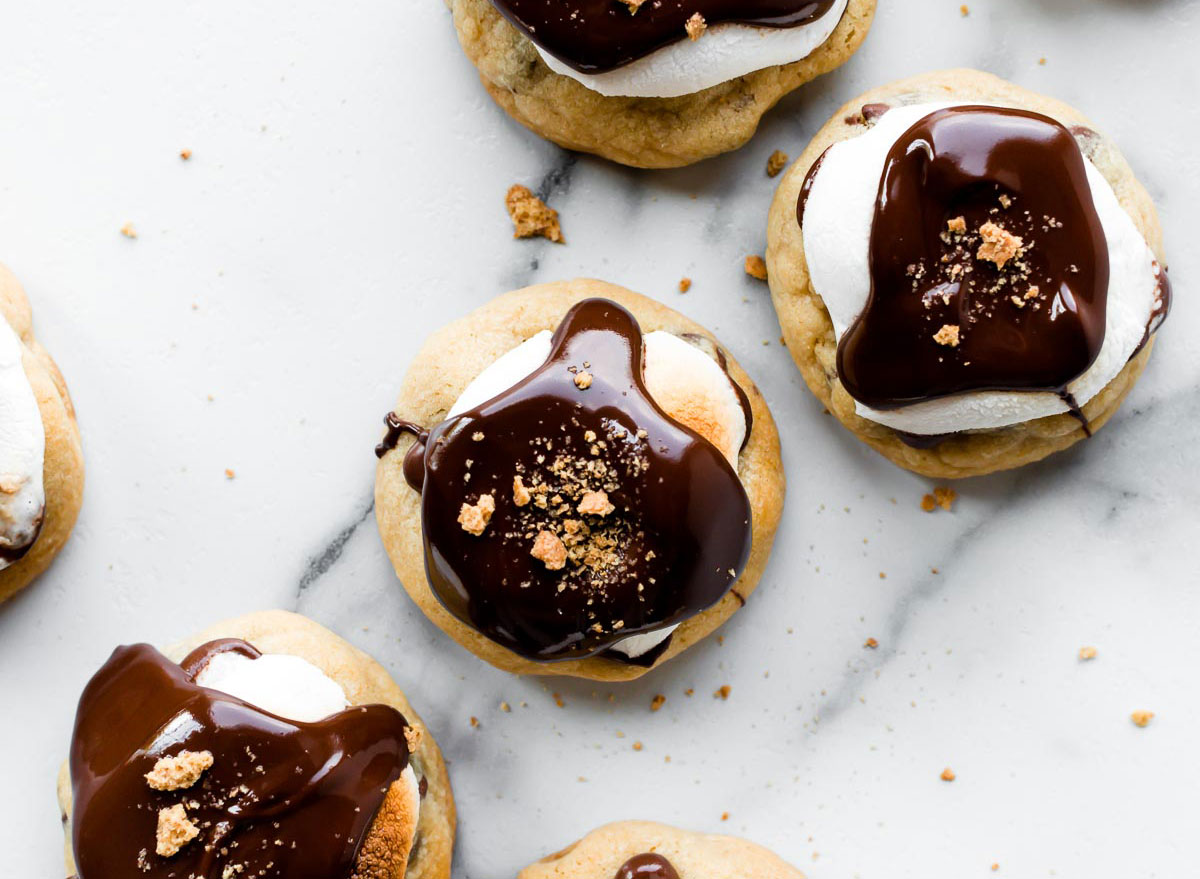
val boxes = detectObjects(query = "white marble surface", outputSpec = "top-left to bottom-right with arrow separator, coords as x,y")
0,2 -> 1197,877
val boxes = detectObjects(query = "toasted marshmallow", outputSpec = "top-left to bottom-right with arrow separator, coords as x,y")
0,317 -> 45,569
449,327 -> 748,658
194,649 -> 422,827
451,329 -> 746,467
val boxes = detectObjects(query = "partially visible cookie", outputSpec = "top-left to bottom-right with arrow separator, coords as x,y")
521,821 -> 805,879
375,280 -> 785,681
57,610 -> 455,879
767,70 -> 1169,478
447,0 -> 875,168
0,263 -> 84,603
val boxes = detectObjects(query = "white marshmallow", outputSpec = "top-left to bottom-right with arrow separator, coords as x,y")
0,318 -> 45,569
536,0 -> 849,99
801,101 -> 1161,436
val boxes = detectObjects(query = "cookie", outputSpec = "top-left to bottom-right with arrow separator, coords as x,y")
56,610 -> 455,879
0,263 -> 84,603
767,70 -> 1169,478
375,279 -> 785,681
447,0 -> 876,168
521,821 -> 805,879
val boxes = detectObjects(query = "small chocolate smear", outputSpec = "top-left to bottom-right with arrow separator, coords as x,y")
1058,389 -> 1092,437
1132,260 -> 1171,358
615,853 -> 681,879
837,106 -> 1111,409
797,145 -> 832,229
69,641 -> 411,879
493,0 -> 839,74
406,299 -> 752,663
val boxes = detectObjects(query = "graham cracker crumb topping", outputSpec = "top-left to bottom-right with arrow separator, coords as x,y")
685,12 -> 707,40
531,530 -> 568,570
458,493 -> 495,536
155,804 -> 200,857
976,221 -> 1024,269
145,750 -> 214,792
577,490 -> 615,517
933,324 -> 961,347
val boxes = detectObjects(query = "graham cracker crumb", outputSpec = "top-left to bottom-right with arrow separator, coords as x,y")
120,222 -> 138,239
934,487 -> 957,510
180,149 -> 192,161
458,494 -> 495,536
505,184 -> 564,243
714,685 -> 731,700
469,716 -> 479,728
500,701 -> 511,712
531,530 -> 567,570
512,475 -> 531,507
685,12 -> 707,39
864,637 -> 879,649
577,490 -> 615,517
976,222 -> 1024,269
632,741 -> 643,751
618,0 -> 647,11
573,371 -> 593,389
960,4 -> 969,16
145,750 -> 213,792
947,216 -> 967,234
1131,710 -> 1155,728
744,255 -> 768,281
553,692 -> 565,708
921,494 -> 937,512
766,150 -> 789,177
721,811 -> 730,821
933,324 -> 961,347
1078,645 -> 1098,661
678,277 -> 692,293
156,804 -> 200,857
651,694 -> 666,711
940,767 -> 956,782
224,468 -> 235,479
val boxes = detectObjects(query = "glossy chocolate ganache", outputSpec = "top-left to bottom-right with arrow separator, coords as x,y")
378,299 -> 753,664
615,853 -> 681,879
68,639 -> 412,879
803,105 -> 1128,417
493,0 -> 837,73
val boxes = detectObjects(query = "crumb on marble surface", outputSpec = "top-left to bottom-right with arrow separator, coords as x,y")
505,184 -> 563,243
1079,645 -> 1098,661
1131,710 -> 1155,728
767,150 -> 789,177
940,767 -> 956,782
744,255 -> 768,281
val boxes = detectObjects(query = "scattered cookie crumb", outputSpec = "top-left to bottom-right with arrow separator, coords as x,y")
947,216 -> 967,234
1038,57 -> 1046,65
976,222 -> 1024,269
469,716 -> 480,728
720,811 -> 730,821
766,150 -> 789,177
531,530 -> 567,570
120,222 -> 138,239
714,685 -> 731,700
651,694 -> 666,712
991,864 -> 1000,872
1078,645 -> 1098,661
922,486 -> 958,512
940,767 -> 956,782
156,804 -> 199,857
632,741 -> 643,751
1131,710 -> 1155,728
685,12 -> 707,39
684,688 -> 694,697
577,490 -> 614,517
145,750 -> 213,791
573,370 -> 593,390
933,324 -> 961,348
180,149 -> 192,161
744,255 -> 768,281
553,693 -> 565,708
500,701 -> 511,712
224,469 -> 235,480
505,184 -> 564,243
618,0 -> 647,11
864,637 -> 879,649
678,277 -> 692,294
960,4 -> 969,16
458,494 -> 495,536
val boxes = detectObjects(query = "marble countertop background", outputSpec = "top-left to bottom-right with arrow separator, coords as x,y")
1,1 -> 1197,877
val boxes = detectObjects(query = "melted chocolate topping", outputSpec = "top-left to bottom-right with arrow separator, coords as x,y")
388,299 -> 752,662
615,854 -> 681,879
832,106 -> 1112,409
493,0 -> 837,74
69,640 -> 411,879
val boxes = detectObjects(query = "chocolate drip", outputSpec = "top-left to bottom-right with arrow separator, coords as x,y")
797,146 -> 831,229
493,0 -> 837,74
834,106 -> 1111,409
69,640 -> 411,879
406,299 -> 752,662
376,413 -> 430,491
615,853 -> 681,879
1133,261 -> 1172,357
1058,389 -> 1092,437
0,509 -> 44,565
